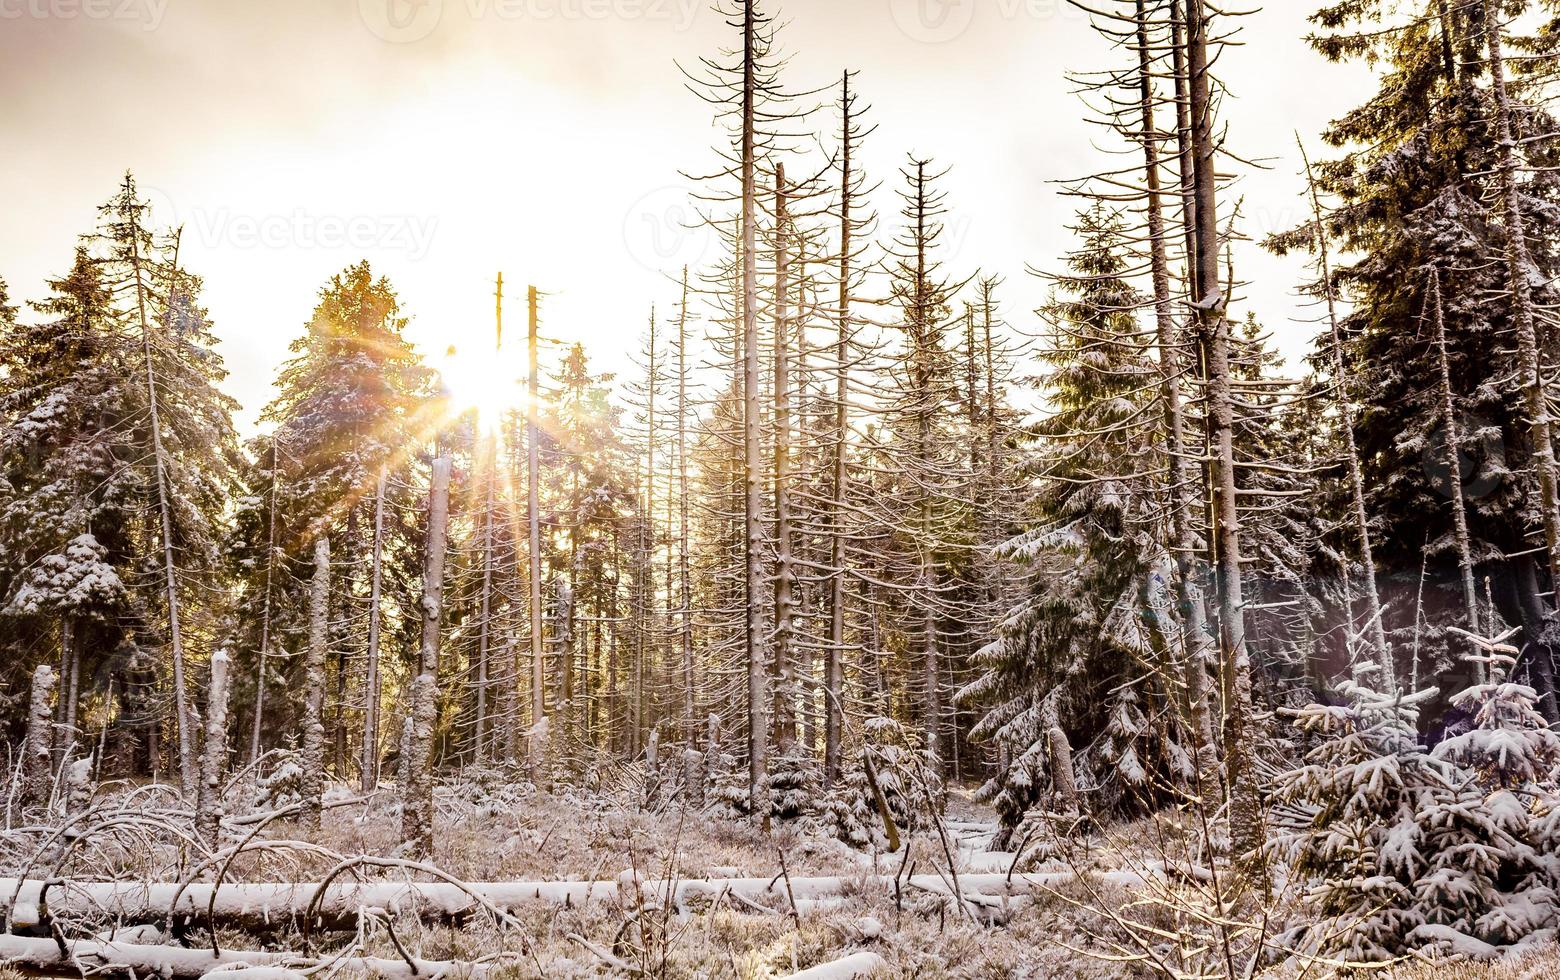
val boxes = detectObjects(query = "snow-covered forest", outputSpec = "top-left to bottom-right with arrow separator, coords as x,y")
6,0 -> 1560,976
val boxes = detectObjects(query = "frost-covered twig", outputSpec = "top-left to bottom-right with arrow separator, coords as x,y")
0,931 -> 502,979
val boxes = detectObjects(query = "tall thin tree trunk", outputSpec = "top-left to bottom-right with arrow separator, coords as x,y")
1300,139 -> 1392,686
772,162 -> 797,751
1171,6 -> 1199,295
869,591 -> 888,718
301,536 -> 329,832
637,305 -> 659,757
362,468 -> 385,790
678,268 -> 696,747
474,276 -> 503,764
527,287 -> 546,729
1135,0 -> 1219,793
1184,0 -> 1265,882
981,283 -> 999,478
197,650 -> 231,847
909,161 -> 943,773
1484,1 -> 1560,590
331,511 -> 350,781
130,210 -> 193,795
1430,268 -> 1482,662
60,618 -> 80,751
825,72 -> 856,788
251,440 -> 280,764
405,455 -> 451,857
740,0 -> 770,811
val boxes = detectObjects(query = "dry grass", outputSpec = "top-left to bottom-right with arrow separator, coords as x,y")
10,780 -> 1558,978
1375,947 -> 1560,979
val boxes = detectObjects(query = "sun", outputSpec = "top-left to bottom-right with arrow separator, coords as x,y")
436,343 -> 525,434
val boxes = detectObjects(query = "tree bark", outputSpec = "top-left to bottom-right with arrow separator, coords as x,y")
405,455 -> 451,857
1183,0 -> 1265,883
301,536 -> 330,832
527,287 -> 546,730
1484,1 -> 1560,591
197,650 -> 231,847
59,618 -> 79,758
362,468 -> 385,790
772,161 -> 797,751
1430,268 -> 1483,675
129,210 -> 193,795
740,0 -> 770,814
22,665 -> 56,810
1135,0 -> 1219,795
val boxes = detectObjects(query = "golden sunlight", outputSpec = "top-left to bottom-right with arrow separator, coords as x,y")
435,342 -> 525,434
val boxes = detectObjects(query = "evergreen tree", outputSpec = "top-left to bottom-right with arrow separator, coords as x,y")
1272,0 -> 1560,712
962,207 -> 1192,836
231,262 -> 430,766
0,256 -> 135,753
0,174 -> 242,779
541,343 -> 631,762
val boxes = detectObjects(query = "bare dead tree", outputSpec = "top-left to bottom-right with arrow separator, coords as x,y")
196,649 -> 231,847
1483,0 -> 1560,590
1298,138 -> 1392,686
1430,266 -> 1483,667
1182,0 -> 1266,883
22,665 -> 56,811
301,535 -> 330,832
527,286 -> 546,731
404,454 -> 452,857
126,203 -> 193,795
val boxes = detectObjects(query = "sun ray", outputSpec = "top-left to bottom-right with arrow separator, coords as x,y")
434,343 -> 527,436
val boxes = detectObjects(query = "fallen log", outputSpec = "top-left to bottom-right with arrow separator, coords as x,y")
781,951 -> 887,980
1,870 -> 1142,931
0,932 -> 500,979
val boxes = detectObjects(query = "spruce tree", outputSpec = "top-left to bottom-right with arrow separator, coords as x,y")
962,207 -> 1192,834
232,262 -> 429,764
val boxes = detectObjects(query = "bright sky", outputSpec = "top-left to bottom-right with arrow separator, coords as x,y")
1,0 -> 1374,432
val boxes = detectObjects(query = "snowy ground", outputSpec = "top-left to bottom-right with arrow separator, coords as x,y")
3,777 -> 1557,978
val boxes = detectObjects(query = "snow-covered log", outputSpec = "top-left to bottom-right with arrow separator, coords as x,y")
780,951 -> 887,980
0,931 -> 502,979
0,870 -> 1140,929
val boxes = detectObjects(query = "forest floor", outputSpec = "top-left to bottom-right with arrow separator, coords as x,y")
288,781 -> 1138,977
4,774 -> 1558,978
